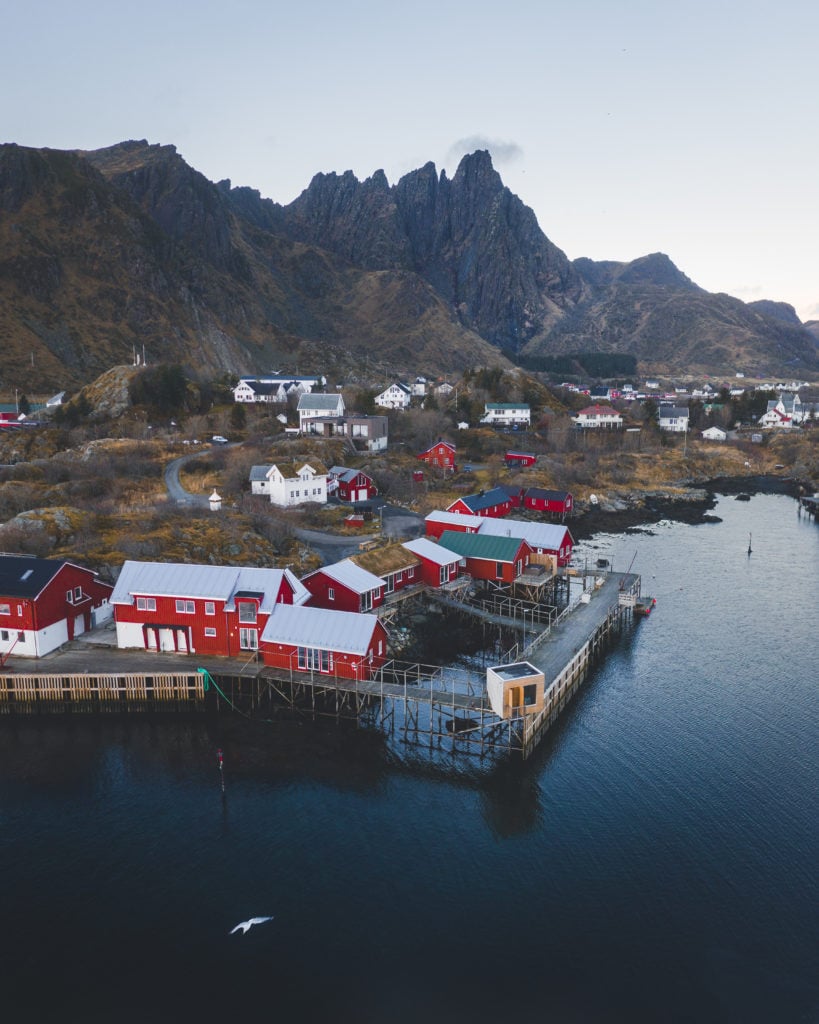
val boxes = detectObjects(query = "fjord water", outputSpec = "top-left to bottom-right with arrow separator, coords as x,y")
1,494 -> 816,1023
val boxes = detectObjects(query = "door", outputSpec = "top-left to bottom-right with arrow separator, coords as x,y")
357,487 -> 368,501
73,612 -> 86,638
159,628 -> 175,652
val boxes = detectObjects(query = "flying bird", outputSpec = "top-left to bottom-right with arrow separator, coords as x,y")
230,916 -> 274,935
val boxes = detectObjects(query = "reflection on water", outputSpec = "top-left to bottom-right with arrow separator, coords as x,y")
0,494 -> 817,1024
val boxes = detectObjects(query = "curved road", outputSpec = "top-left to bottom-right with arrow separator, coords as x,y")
164,448 -> 424,564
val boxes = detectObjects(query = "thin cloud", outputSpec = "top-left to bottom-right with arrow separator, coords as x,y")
447,136 -> 523,166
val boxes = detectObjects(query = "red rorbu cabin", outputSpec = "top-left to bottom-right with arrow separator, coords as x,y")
401,537 -> 461,588
436,531 -> 532,585
259,605 -> 388,681
505,451 -> 537,468
302,559 -> 385,613
446,486 -> 513,518
424,510 -> 484,540
522,488 -> 573,518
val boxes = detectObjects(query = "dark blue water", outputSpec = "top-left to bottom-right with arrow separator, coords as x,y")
1,494 -> 817,1023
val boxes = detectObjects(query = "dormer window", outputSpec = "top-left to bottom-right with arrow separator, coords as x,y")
237,601 -> 257,623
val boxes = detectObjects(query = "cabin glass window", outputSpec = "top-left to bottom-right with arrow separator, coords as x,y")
136,597 -> 156,612
205,602 -> 215,616
175,599 -> 195,614
238,601 -> 256,623
523,684 -> 538,707
1,629 -> 8,641
66,590 -> 74,604
0,604 -> 9,615
239,628 -> 258,650
496,562 -> 504,579
74,587 -> 82,601
328,588 -> 335,601
204,627 -> 217,638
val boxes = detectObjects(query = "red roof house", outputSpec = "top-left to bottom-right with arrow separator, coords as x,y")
0,555 -> 113,660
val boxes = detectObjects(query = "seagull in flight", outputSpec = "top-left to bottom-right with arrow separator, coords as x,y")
230,916 -> 274,935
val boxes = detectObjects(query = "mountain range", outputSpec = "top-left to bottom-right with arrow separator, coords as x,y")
0,139 -> 816,392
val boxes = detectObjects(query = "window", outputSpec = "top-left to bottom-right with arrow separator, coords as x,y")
407,567 -> 414,579
298,647 -> 331,672
385,576 -> 394,594
74,587 -> 82,601
1,630 -> 7,641
66,590 -> 74,604
496,562 -> 505,579
239,628 -> 258,650
175,599 -> 195,614
238,601 -> 256,623
136,597 -> 156,612
205,602 -> 215,616
328,587 -> 335,601
0,603 -> 9,615
378,640 -> 383,656
204,627 -> 217,638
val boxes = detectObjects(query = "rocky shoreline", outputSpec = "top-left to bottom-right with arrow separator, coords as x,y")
568,474 -> 805,540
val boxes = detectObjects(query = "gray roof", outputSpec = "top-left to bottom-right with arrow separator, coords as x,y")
111,561 -> 309,611
297,393 -> 344,411
260,605 -> 381,654
250,465 -> 273,481
402,537 -> 461,567
307,558 -> 384,595
479,517 -> 573,551
0,556 -> 87,599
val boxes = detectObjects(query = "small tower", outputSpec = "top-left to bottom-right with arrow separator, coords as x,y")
209,489 -> 222,512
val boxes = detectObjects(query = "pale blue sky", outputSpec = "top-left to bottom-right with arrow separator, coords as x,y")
3,0 -> 817,320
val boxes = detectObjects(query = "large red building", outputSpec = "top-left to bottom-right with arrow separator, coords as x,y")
0,556 -> 113,660
260,605 -> 388,680
111,561 -> 309,656
424,509 -> 484,540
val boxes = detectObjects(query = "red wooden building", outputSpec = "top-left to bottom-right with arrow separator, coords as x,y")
302,558 -> 385,613
260,605 -> 388,680
505,451 -> 537,468
446,486 -> 513,518
351,545 -> 421,596
401,537 -> 461,588
327,465 -> 377,503
424,509 -> 484,540
436,531 -> 532,585
417,439 -> 457,472
0,555 -> 113,660
522,488 -> 573,518
479,518 -> 574,567
111,561 -> 309,656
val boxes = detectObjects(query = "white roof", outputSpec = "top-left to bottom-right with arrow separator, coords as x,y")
260,605 -> 380,654
402,537 -> 461,566
425,509 -> 484,530
309,558 -> 384,594
111,561 -> 309,612
478,517 -> 572,551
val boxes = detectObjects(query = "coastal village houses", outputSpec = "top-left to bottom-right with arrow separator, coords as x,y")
658,405 -> 690,433
0,555 -> 113,660
249,461 -> 328,507
436,530 -> 533,585
401,537 -> 461,588
446,486 -> 514,518
233,376 -> 324,404
327,466 -> 377,503
302,414 -> 388,451
302,559 -> 385,614
110,561 -> 310,656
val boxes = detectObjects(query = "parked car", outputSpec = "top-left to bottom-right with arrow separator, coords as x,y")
211,435 -> 229,445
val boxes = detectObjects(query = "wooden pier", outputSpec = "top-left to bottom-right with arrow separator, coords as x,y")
0,570 -> 640,761
0,671 -> 205,713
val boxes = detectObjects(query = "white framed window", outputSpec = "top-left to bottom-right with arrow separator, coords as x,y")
66,590 -> 74,604
205,602 -> 215,616
328,587 -> 335,601
297,647 -> 331,672
1,629 -> 8,641
175,599 -> 195,614
0,603 -> 10,615
74,586 -> 82,601
204,627 -> 217,638
238,601 -> 256,623
239,628 -> 258,650
136,597 -> 156,612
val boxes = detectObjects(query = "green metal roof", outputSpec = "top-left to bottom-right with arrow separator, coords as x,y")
438,530 -> 524,562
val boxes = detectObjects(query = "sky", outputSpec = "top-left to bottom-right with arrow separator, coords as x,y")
3,0 -> 818,321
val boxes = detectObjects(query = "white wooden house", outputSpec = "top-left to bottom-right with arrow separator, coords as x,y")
480,403 -> 531,427
572,405 -> 623,429
250,462 -> 328,507
297,393 -> 345,431
375,383 -> 412,410
658,405 -> 690,433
